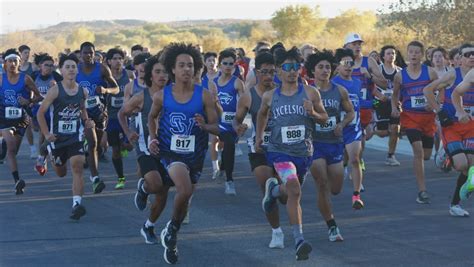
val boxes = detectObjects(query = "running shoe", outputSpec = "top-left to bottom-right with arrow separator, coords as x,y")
262,178 -> 278,213
385,156 -> 400,166
449,205 -> 469,217
134,178 -> 149,211
70,203 -> 86,220
92,177 -> 105,194
360,159 -> 366,172
235,144 -> 243,156
459,166 -> 474,201
269,230 -> 284,249
115,177 -> 125,190
35,157 -> 48,176
14,179 -> 26,195
352,194 -> 364,209
416,191 -> 431,204
141,224 -> 158,244
328,226 -> 344,242
225,181 -> 237,195
295,240 -> 312,261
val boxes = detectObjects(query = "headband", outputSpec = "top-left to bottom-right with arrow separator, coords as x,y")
4,54 -> 21,61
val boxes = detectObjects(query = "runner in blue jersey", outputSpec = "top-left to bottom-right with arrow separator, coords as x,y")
124,53 -> 150,102
31,53 -> 63,176
209,49 -> 245,195
37,54 -> 95,221
332,48 -> 365,210
76,42 -> 119,194
424,43 -> 474,216
118,54 -> 170,245
201,52 -> 219,90
147,43 -> 219,265
258,47 -> 328,261
105,48 -> 134,189
305,49 -> 355,243
0,48 -> 42,195
233,52 -> 286,248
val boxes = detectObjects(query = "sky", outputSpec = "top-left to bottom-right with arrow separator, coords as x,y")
0,0 -> 395,34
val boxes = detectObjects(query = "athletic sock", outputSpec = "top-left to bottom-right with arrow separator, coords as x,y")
12,171 -> 19,183
353,191 -> 360,196
212,160 -> 219,171
145,219 -> 155,228
73,195 -> 82,207
292,224 -> 304,246
272,227 -> 282,234
326,219 -> 337,229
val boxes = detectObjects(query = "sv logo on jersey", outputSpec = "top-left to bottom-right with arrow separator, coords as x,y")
4,90 -> 18,105
218,92 -> 233,105
78,81 -> 96,95
169,112 -> 195,135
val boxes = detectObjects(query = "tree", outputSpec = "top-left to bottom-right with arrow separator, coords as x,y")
270,5 -> 326,43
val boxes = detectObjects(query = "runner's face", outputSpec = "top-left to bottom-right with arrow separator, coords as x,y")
5,57 -> 20,73
279,59 -> 299,84
347,41 -> 362,56
152,62 -> 168,88
256,63 -> 275,88
40,60 -> 54,76
407,45 -> 423,64
383,49 -> 396,64
60,60 -> 78,80
337,56 -> 353,76
135,63 -> 146,79
109,54 -> 124,69
313,60 -> 332,82
460,47 -> 474,68
81,46 -> 95,64
219,57 -> 235,75
205,56 -> 217,70
431,51 -> 446,67
173,54 -> 194,83
20,49 -> 30,62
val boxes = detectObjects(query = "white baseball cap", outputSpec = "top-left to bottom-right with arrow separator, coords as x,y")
344,33 -> 364,45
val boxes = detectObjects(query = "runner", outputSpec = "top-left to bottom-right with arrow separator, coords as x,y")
209,49 -> 245,195
332,48 -> 366,210
147,43 -> 219,264
124,53 -> 150,102
0,48 -> 42,194
37,53 -> 94,220
392,41 -> 438,204
305,49 -> 355,240
76,42 -> 119,194
423,43 -> 474,215
233,51 -> 285,248
105,48 -> 134,189
117,54 -> 170,244
258,47 -> 328,261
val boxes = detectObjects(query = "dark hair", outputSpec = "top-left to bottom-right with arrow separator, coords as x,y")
144,54 -> 163,87
270,42 -> 286,55
73,50 -> 80,54
162,43 -> 203,81
274,46 -> 302,66
34,53 -> 54,65
334,48 -> 354,62
59,53 -> 79,68
255,52 -> 274,70
380,45 -> 397,58
237,48 -> 246,57
459,43 -> 474,54
254,41 -> 271,52
80,42 -> 95,51
407,41 -> 424,53
304,49 -> 335,78
395,50 -> 407,68
3,48 -> 20,59
131,44 -> 144,52
449,47 -> 460,60
106,48 -> 125,61
204,52 -> 217,62
133,52 -> 151,66
430,47 -> 448,59
218,49 -> 237,64
18,45 -> 30,53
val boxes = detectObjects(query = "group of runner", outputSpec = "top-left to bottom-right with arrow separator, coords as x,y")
0,33 -> 473,264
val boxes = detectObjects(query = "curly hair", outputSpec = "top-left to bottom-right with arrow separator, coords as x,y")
274,46 -> 302,66
304,49 -> 335,78
162,43 -> 203,81
334,48 -> 354,63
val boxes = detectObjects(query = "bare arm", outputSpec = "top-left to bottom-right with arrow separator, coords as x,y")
423,70 -> 455,112
118,91 -> 143,139
368,57 -> 388,88
339,87 -> 355,127
23,75 -> 43,105
123,81 -> 133,102
209,80 -> 223,115
232,91 -> 251,136
147,90 -> 163,141
304,85 -> 329,124
197,89 -> 220,135
255,90 -> 273,152
391,72 -> 402,118
452,69 -> 474,123
245,70 -> 257,91
99,64 -> 120,95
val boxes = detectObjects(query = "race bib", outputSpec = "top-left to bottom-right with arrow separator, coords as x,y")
58,120 -> 77,134
281,125 -> 305,144
360,88 -> 367,100
5,107 -> 22,119
316,116 -> 337,132
410,95 -> 427,108
85,96 -> 100,109
111,96 -> 124,108
170,135 -> 195,153
263,131 -> 271,145
221,112 -> 236,124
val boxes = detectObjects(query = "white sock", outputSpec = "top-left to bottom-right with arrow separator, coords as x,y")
272,227 -> 282,234
145,219 -> 155,228
73,195 -> 82,207
90,175 -> 99,183
212,160 -> 218,171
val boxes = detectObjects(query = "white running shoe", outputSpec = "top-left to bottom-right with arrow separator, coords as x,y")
328,226 -> 344,242
385,156 -> 400,166
269,230 -> 284,249
449,205 -> 469,217
225,181 -> 237,195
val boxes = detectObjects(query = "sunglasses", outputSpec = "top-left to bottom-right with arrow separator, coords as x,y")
43,64 -> 54,67
221,62 -> 234,66
281,63 -> 301,72
257,69 -> 276,76
463,51 -> 474,58
340,60 -> 355,67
